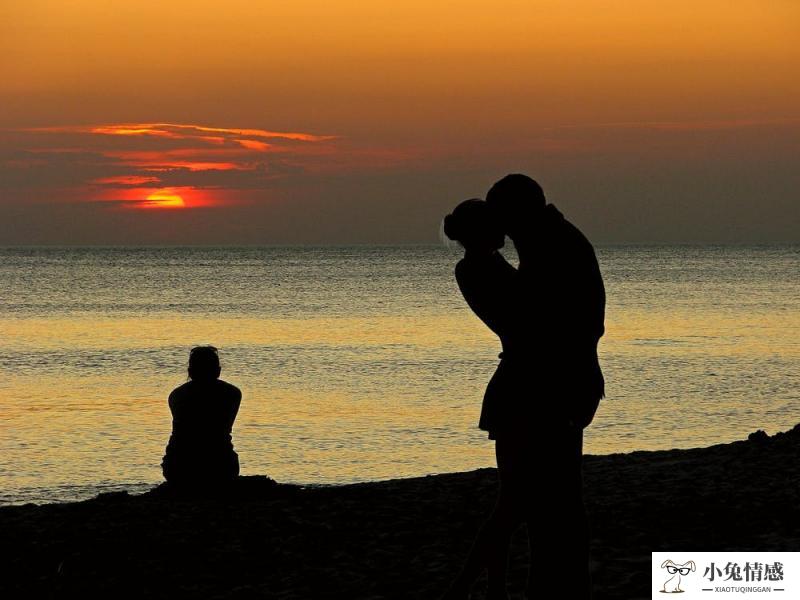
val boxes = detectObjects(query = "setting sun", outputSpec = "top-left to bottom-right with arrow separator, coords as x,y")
143,190 -> 185,209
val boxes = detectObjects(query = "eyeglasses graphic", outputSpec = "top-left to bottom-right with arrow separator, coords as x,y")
666,566 -> 692,576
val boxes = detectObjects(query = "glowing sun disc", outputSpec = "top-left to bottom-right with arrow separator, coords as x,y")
144,190 -> 185,208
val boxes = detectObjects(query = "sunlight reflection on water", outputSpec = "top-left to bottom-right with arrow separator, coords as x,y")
1,245 -> 798,504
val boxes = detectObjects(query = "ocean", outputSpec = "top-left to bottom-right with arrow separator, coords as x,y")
1,245 -> 798,505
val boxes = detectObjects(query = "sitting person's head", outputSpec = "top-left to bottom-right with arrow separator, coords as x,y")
485,174 -> 546,240
188,345 -> 221,381
443,198 -> 504,254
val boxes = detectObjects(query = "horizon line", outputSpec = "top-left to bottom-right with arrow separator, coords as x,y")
1,241 -> 798,249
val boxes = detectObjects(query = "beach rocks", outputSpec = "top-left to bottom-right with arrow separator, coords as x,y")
145,475 -> 300,501
747,429 -> 770,444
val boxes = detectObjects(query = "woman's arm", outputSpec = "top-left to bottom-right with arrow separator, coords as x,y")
226,386 -> 242,431
167,388 -> 180,419
455,258 -> 520,338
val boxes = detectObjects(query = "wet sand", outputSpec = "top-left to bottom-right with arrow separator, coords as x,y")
2,425 -> 798,599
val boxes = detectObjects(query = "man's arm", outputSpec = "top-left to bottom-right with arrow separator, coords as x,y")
559,221 -> 605,343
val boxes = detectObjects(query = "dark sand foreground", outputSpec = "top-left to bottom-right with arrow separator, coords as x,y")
2,426 -> 799,599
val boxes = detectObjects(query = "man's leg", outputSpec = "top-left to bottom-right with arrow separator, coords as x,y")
525,423 -> 591,599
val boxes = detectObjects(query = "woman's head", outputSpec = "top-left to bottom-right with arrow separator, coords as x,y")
443,198 -> 504,252
188,345 -> 221,381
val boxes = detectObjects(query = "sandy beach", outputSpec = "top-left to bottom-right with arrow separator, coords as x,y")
2,425 -> 798,599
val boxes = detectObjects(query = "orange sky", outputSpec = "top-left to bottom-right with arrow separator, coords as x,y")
1,1 -> 798,242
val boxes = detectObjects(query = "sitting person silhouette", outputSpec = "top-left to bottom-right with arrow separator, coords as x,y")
161,346 -> 241,487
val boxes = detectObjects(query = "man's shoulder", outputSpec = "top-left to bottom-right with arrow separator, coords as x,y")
552,208 -> 590,244
553,215 -> 597,262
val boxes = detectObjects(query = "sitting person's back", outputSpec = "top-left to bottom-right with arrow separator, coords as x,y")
161,346 -> 241,487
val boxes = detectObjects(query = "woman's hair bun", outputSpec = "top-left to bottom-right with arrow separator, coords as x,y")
443,212 -> 462,241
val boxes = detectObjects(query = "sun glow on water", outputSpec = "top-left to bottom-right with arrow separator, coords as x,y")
1,246 -> 798,505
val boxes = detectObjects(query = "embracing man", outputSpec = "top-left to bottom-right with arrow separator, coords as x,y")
487,174 -> 604,598
443,174 -> 604,599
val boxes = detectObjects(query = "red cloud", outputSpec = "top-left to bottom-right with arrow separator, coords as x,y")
18,122 -> 337,209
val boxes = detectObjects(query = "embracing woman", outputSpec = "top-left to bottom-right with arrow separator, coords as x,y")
441,198 -> 531,600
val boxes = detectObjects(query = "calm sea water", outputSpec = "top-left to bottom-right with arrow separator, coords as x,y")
1,245 -> 798,505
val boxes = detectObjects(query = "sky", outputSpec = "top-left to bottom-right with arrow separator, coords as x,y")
1,1 -> 798,244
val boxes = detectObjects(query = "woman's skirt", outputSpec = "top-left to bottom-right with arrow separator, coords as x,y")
479,354 -> 603,439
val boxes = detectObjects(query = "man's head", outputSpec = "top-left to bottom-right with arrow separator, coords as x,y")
485,174 -> 545,239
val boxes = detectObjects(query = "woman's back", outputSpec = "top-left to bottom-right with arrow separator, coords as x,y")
161,347 -> 242,486
168,379 -> 240,445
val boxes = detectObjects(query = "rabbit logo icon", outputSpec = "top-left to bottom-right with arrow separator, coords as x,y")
660,559 -> 696,593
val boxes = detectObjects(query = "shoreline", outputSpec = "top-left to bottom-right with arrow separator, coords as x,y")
4,429 -> 795,509
2,425 -> 799,599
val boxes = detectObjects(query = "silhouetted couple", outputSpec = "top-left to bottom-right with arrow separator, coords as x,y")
161,346 -> 241,490
443,175 -> 605,600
